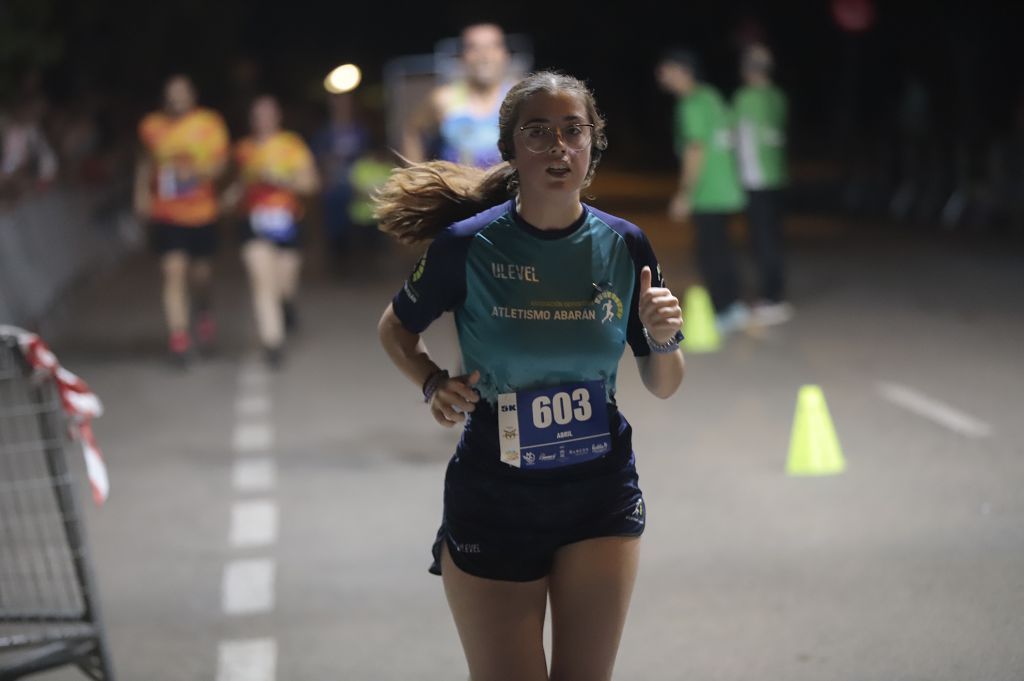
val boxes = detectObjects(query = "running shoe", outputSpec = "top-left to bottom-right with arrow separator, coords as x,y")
264,345 -> 283,370
168,330 -> 191,367
715,301 -> 752,335
195,311 -> 217,353
282,300 -> 298,334
751,300 -> 795,327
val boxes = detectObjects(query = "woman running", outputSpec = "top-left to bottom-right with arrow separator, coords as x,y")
225,95 -> 319,367
376,71 -> 685,681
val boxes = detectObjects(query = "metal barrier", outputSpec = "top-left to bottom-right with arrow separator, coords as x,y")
0,180 -> 134,328
0,336 -> 114,680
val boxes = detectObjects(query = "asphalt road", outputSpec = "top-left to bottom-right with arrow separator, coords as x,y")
10,173 -> 1024,680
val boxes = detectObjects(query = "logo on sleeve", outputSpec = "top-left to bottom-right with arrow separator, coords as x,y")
411,252 -> 427,282
403,251 -> 428,302
403,280 -> 419,303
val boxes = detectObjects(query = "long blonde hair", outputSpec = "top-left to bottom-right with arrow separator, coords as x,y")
375,71 -> 608,244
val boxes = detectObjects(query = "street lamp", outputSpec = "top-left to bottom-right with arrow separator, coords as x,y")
324,64 -> 362,94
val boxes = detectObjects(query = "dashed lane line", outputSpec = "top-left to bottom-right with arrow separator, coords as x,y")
877,381 -> 994,439
229,500 -> 279,548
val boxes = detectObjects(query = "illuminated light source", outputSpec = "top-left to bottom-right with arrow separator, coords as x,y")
324,64 -> 361,94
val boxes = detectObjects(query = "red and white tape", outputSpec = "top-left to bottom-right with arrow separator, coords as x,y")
1,326 -> 109,505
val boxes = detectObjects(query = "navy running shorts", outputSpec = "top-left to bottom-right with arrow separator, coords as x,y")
430,455 -> 646,582
151,222 -> 218,257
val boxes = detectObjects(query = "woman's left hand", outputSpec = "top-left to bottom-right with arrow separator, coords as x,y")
638,266 -> 682,344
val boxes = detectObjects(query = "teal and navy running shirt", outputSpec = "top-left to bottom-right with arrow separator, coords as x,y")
393,200 -> 664,477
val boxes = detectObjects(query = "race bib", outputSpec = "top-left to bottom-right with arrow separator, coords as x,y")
497,381 -> 612,470
157,165 -> 199,199
250,206 -> 297,242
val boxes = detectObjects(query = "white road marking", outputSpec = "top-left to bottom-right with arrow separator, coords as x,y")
222,559 -> 276,615
236,395 -> 272,418
233,423 -> 274,453
877,381 -> 994,439
220,363 -> 278,679
238,367 -> 270,390
232,459 -> 276,493
216,639 -> 277,681
230,500 -> 279,548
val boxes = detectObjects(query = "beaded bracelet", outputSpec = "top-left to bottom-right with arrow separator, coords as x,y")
422,368 -> 450,403
643,327 -> 683,354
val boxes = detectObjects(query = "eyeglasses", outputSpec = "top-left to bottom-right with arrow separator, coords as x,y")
515,123 -> 595,153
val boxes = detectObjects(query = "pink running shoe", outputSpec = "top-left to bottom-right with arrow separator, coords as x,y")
196,312 -> 217,352
168,330 -> 191,367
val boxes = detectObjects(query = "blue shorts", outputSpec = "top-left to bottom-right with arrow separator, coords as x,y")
430,455 -> 646,582
240,219 -> 302,250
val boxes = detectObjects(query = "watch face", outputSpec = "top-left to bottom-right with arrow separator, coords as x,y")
659,330 -> 684,345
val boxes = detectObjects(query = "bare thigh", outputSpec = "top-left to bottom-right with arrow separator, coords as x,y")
242,240 -> 276,288
548,536 -> 641,681
274,248 -> 301,299
440,543 -> 550,681
189,257 -> 213,289
160,251 -> 190,330
160,251 -> 189,282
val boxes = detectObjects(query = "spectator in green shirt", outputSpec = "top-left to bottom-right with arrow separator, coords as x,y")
657,49 -> 749,334
734,43 -> 793,326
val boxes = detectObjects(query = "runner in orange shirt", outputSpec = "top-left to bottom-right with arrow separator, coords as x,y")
224,95 -> 319,368
134,75 -> 229,365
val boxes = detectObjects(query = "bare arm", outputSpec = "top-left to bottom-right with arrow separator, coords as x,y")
377,303 -> 479,427
669,142 -> 704,222
378,302 -> 440,388
401,125 -> 427,164
291,162 -> 320,196
226,150 -> 320,210
206,156 -> 229,182
133,153 -> 152,218
636,351 -> 684,399
260,158 -> 321,196
208,118 -> 233,182
680,142 -> 705,195
219,159 -> 243,212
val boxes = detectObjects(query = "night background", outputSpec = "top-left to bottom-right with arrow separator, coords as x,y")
5,0 -> 1024,177
2,2 -> 1023,681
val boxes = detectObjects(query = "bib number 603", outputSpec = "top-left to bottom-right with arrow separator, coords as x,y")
531,389 -> 592,428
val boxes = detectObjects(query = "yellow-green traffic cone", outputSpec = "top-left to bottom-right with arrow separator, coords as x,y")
682,286 -> 720,353
786,385 -> 846,476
